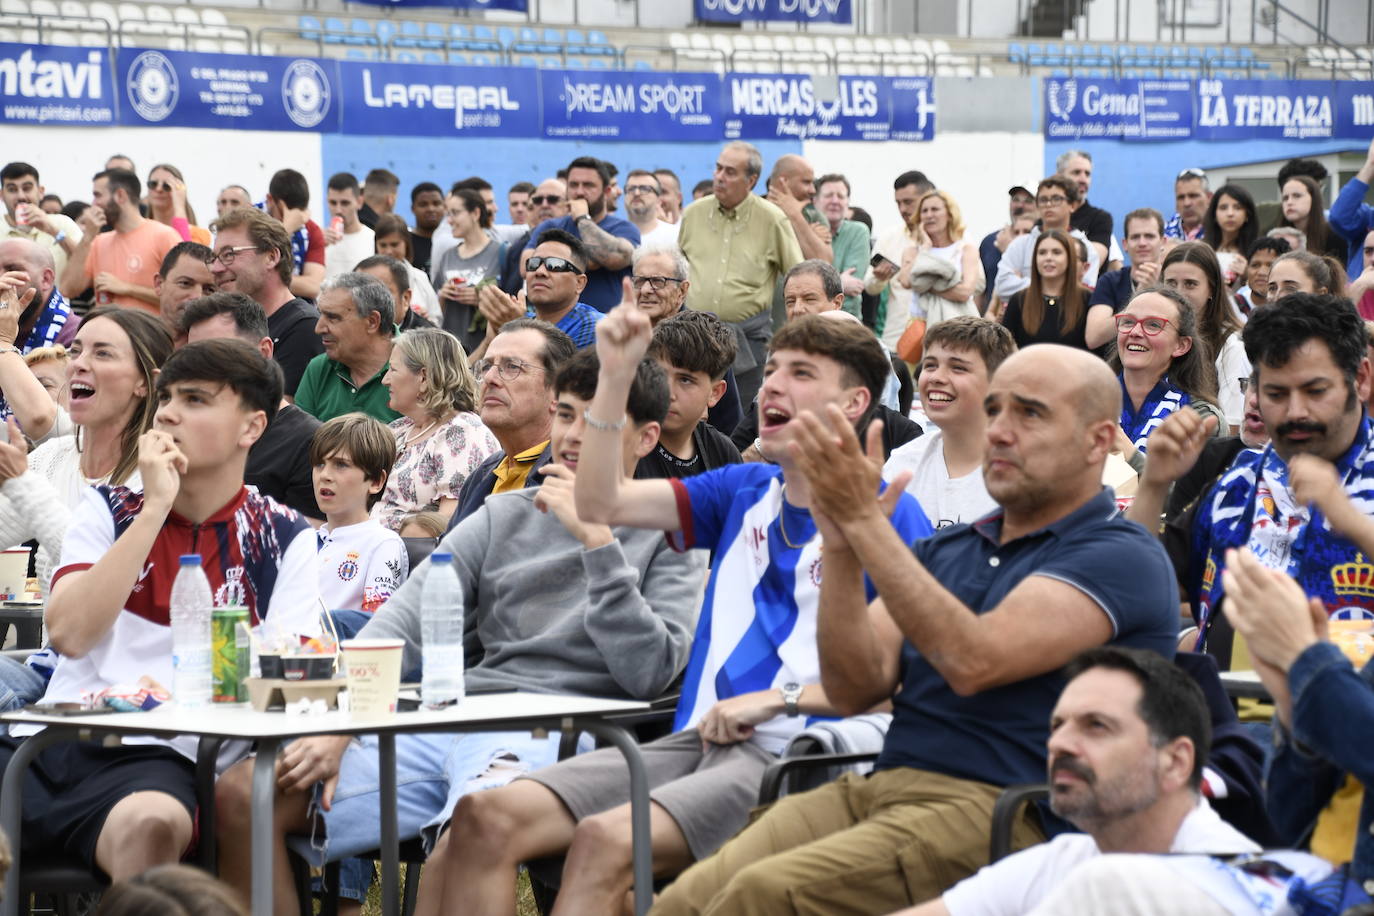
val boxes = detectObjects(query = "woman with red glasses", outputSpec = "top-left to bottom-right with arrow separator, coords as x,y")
1110,285 -> 1225,471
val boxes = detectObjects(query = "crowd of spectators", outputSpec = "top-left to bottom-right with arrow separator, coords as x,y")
0,135 -> 1371,915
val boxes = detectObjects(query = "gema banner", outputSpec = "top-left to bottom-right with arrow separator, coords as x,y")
695,0 -> 852,24
118,47 -> 339,131
1044,75 -> 1374,141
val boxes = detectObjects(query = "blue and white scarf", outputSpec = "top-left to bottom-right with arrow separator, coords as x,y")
1120,375 -> 1191,453
1190,415 -> 1374,649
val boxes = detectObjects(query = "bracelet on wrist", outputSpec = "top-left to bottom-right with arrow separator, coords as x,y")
582,409 -> 626,432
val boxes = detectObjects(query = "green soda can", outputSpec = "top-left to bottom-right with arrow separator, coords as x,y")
212,606 -> 250,703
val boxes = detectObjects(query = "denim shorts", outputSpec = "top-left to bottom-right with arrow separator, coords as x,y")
289,729 -> 572,866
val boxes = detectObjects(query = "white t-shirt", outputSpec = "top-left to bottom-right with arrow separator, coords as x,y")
943,799 -> 1260,916
324,224 -> 377,279
639,220 -> 680,248
1216,331 -> 1252,427
316,518 -> 408,614
882,429 -> 996,529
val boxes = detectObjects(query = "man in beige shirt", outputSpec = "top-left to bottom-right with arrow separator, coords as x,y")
678,141 -> 803,406
0,162 -> 81,277
866,170 -> 934,351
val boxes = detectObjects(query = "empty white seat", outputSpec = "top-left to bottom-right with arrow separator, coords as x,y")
58,0 -> 82,15
667,32 -> 688,49
0,0 -> 25,15
171,6 -> 197,24
793,35 -> 813,52
28,0 -> 55,15
47,27 -> 75,42
85,0 -> 114,23
853,36 -> 874,53
772,34 -> 793,52
144,3 -> 172,21
711,33 -> 732,53
892,37 -> 913,54
730,33 -> 752,50
199,7 -> 227,25
912,37 -> 932,57
813,35 -> 834,54
688,32 -> 710,50
221,36 -> 246,52
18,26 -> 36,41
833,35 -> 853,52
79,29 -> 104,45
873,36 -> 894,54
116,2 -> 143,19
192,35 -> 217,51
0,25 -> 17,38
931,38 -> 951,55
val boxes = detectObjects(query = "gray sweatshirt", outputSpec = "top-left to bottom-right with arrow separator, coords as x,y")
359,488 -> 703,700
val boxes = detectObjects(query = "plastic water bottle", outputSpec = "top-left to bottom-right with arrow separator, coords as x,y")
421,552 -> 465,709
169,554 -> 213,708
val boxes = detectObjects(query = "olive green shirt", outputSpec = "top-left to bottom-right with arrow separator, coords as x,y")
678,193 -> 803,324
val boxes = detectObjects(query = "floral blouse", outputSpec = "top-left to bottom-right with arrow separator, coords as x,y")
373,411 -> 499,531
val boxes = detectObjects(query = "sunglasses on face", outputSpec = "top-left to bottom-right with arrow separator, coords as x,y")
525,256 -> 583,275
530,195 -> 563,205
625,184 -> 660,196
148,180 -> 174,192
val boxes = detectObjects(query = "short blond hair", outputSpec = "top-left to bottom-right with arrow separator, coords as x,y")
918,189 -> 966,240
23,344 -> 67,367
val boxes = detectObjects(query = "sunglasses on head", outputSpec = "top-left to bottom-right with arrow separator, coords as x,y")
525,255 -> 583,275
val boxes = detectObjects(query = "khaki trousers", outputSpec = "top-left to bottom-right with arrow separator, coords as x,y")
651,767 -> 1046,916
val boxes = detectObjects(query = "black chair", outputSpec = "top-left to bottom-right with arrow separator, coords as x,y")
13,735 -> 225,915
401,537 -> 440,572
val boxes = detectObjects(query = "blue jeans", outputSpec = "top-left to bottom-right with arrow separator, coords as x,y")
0,653 -> 47,722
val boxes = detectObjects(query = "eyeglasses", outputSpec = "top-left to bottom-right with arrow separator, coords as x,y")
1115,315 -> 1173,336
625,184 -> 660,196
474,357 -> 546,381
530,195 -> 563,205
206,245 -> 259,267
525,256 -> 583,275
147,179 -> 174,192
631,275 -> 684,291
1036,195 -> 1068,206
1177,167 -> 1207,180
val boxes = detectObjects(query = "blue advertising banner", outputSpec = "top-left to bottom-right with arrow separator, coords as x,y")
724,73 -> 893,140
696,0 -> 851,24
117,48 -> 338,131
888,77 -> 937,141
346,0 -> 526,9
539,69 -> 720,140
1194,78 -> 1337,140
1336,82 -> 1374,138
1044,77 -> 1192,140
0,42 -> 114,125
338,60 -> 538,136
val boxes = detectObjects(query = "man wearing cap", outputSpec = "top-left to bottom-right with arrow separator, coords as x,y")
978,184 -> 1037,310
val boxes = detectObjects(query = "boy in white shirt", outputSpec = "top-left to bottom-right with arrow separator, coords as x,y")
311,413 -> 407,635
883,317 -> 1015,528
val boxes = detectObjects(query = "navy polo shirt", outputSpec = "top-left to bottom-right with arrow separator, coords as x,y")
1090,267 -> 1135,313
875,488 -> 1178,798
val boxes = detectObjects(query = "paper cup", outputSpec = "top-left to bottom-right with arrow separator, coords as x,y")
0,548 -> 30,601
341,638 -> 405,718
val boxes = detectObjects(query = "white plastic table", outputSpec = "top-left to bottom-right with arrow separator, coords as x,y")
0,693 -> 655,916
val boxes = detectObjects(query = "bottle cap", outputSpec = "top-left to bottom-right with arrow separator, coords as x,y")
430,552 -> 453,564
179,554 -> 202,565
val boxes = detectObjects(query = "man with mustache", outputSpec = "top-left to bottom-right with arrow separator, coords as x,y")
1127,293 -> 1374,665
893,646 -> 1258,916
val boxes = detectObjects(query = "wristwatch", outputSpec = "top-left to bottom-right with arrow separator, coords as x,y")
779,682 -> 802,717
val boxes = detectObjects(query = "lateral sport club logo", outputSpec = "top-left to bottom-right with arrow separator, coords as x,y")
282,59 -> 331,128
1047,78 -> 1078,121
126,50 -> 178,121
